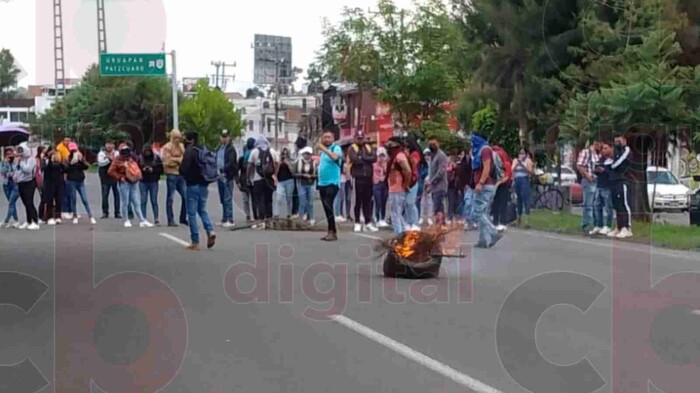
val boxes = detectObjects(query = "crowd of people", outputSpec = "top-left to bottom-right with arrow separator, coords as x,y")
2,127 -> 638,250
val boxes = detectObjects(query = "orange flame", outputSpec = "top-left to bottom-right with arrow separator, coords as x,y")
394,231 -> 421,259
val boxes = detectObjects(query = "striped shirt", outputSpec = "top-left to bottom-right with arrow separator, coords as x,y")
577,148 -> 599,180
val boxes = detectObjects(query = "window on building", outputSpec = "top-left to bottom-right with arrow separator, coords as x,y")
10,112 -> 20,122
248,121 -> 254,131
0,112 -> 6,121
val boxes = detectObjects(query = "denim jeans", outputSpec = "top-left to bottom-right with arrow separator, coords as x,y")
404,183 -> 419,226
334,181 -> 351,217
62,186 -> 72,215
462,188 -> 475,224
389,192 -> 407,234
373,182 -> 388,222
473,185 -> 498,245
66,180 -> 93,218
432,190 -> 446,215
513,176 -> 531,216
217,178 -> 234,223
594,187 -> 614,228
421,189 -> 433,221
275,179 -> 295,218
139,181 -> 159,222
119,182 -> 146,222
447,187 -> 464,220
186,184 -> 214,244
3,183 -> 19,222
581,179 -> 597,229
297,182 -> 315,221
166,174 -> 187,224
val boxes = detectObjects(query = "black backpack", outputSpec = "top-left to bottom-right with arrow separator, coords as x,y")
256,149 -> 276,178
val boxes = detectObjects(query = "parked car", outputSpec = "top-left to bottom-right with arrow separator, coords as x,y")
647,167 -> 691,211
534,166 -> 578,187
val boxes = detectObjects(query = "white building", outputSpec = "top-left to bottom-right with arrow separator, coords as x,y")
0,99 -> 34,125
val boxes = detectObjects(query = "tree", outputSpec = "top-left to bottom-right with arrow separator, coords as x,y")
179,81 -> 244,148
0,49 -> 21,98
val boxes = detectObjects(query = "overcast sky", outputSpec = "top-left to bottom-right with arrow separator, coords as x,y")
0,0 -> 412,93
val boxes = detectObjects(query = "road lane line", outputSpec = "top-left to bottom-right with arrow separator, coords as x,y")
352,233 -> 383,241
515,229 -> 698,261
159,233 -> 190,247
330,314 -> 504,393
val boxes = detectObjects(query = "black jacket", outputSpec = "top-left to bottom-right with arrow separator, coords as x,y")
180,144 -> 206,186
42,160 -> 65,186
348,143 -> 377,179
216,142 -> 238,181
65,154 -> 89,182
138,153 -> 163,183
609,145 -> 631,183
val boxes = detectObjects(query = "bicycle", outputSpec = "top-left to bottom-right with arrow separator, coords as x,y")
530,175 -> 564,211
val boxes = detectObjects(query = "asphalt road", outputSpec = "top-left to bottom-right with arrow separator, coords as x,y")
1,174 -> 699,393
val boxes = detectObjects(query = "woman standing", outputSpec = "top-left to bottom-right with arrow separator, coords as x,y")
138,144 -> 163,225
65,143 -> 96,225
1,147 -> 19,228
295,146 -> 317,224
109,143 -> 154,228
372,147 -> 389,227
275,148 -> 296,218
15,142 -> 40,230
41,150 -> 65,225
35,146 -> 46,224
512,148 -> 535,227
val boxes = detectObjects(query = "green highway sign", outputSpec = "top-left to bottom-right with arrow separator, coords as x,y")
99,53 -> 166,76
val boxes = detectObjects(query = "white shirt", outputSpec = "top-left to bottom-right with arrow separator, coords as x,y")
248,147 -> 280,182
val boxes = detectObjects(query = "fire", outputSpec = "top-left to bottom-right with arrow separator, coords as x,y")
394,231 -> 421,259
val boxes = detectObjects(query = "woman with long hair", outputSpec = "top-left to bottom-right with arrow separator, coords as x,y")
512,147 -> 535,227
404,133 -> 424,230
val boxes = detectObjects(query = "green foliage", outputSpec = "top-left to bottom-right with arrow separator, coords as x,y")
179,81 -> 244,149
471,106 -> 498,134
0,48 -> 21,98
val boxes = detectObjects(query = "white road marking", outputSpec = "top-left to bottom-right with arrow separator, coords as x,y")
159,232 -> 190,247
330,314 -> 504,393
352,233 -> 383,241
516,230 -> 699,261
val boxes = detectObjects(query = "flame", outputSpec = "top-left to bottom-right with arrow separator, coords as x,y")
394,231 -> 421,259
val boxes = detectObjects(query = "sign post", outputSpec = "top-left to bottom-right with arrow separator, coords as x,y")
170,51 -> 179,130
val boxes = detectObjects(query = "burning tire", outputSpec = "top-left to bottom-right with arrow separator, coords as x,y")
382,252 -> 442,279
376,229 -> 456,280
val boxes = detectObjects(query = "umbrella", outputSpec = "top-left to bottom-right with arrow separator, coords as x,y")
0,123 -> 30,147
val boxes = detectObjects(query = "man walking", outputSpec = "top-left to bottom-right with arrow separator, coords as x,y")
317,131 -> 343,241
608,134 -> 633,238
348,131 -> 378,233
491,142 -> 513,232
98,141 -> 120,219
427,137 -> 448,226
471,133 -> 502,248
577,140 -> 601,235
180,131 -> 216,250
386,137 -> 412,234
162,129 -> 188,227
216,130 -> 238,228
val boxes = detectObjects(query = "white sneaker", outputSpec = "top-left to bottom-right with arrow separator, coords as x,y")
55,219 -> 62,225
607,228 -> 620,238
599,226 -> 611,235
409,225 -> 421,232
38,220 -> 46,225
378,220 -> 389,228
48,219 -> 56,226
427,218 -> 434,225
418,218 -> 424,225
90,217 -> 97,225
140,221 -> 154,228
228,222 -> 236,228
222,222 -> 232,228
72,218 -> 79,225
588,227 -> 602,236
18,222 -> 28,230
496,225 -> 507,232
616,228 -> 633,239
308,219 -> 316,226
365,224 -> 379,233
61,213 -> 70,220
354,223 -> 362,233
27,223 -> 40,231
124,220 -> 133,228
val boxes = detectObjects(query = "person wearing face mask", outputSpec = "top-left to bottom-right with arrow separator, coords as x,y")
162,129 -> 188,227
65,143 -> 96,225
490,142 -> 513,232
1,147 -> 20,228
15,142 -> 40,230
275,148 -> 296,219
98,141 -> 121,219
511,148 -> 535,227
607,134 -> 633,238
419,148 -> 434,225
404,133 -> 423,231
386,137 -> 412,234
427,137 -> 448,226
317,130 -> 343,241
295,146 -> 317,225
470,133 -> 502,248
238,137 -> 257,222
348,131 -> 378,233
109,143 -> 154,229
138,144 -> 163,226
372,147 -> 389,228
41,150 -> 65,225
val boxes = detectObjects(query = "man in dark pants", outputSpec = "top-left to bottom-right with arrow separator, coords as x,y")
607,134 -> 633,239
247,136 -> 279,225
97,141 -> 120,219
216,130 -> 238,228
491,143 -> 513,232
180,131 -> 216,250
317,131 -> 342,241
348,131 -> 378,233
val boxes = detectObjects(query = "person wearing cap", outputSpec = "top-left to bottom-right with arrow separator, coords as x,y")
65,142 -> 96,225
372,147 -> 389,227
295,146 -> 317,225
162,129 -> 188,227
385,137 -> 412,234
348,131 -> 378,233
216,130 -> 238,228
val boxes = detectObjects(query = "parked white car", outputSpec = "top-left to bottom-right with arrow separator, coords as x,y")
647,167 -> 691,211
534,166 -> 578,186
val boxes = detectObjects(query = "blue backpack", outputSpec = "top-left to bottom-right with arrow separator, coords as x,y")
196,147 -> 219,183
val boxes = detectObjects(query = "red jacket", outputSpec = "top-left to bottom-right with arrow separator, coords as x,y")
492,146 -> 513,185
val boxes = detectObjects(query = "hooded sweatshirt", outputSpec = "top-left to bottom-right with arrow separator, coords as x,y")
161,129 -> 185,175
15,142 -> 37,184
65,151 -> 89,182
42,158 -> 65,187
138,144 -> 163,183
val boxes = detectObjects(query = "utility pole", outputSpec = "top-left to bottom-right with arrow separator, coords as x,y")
275,60 -> 280,150
171,50 -> 179,130
96,0 -> 107,53
211,61 -> 236,90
